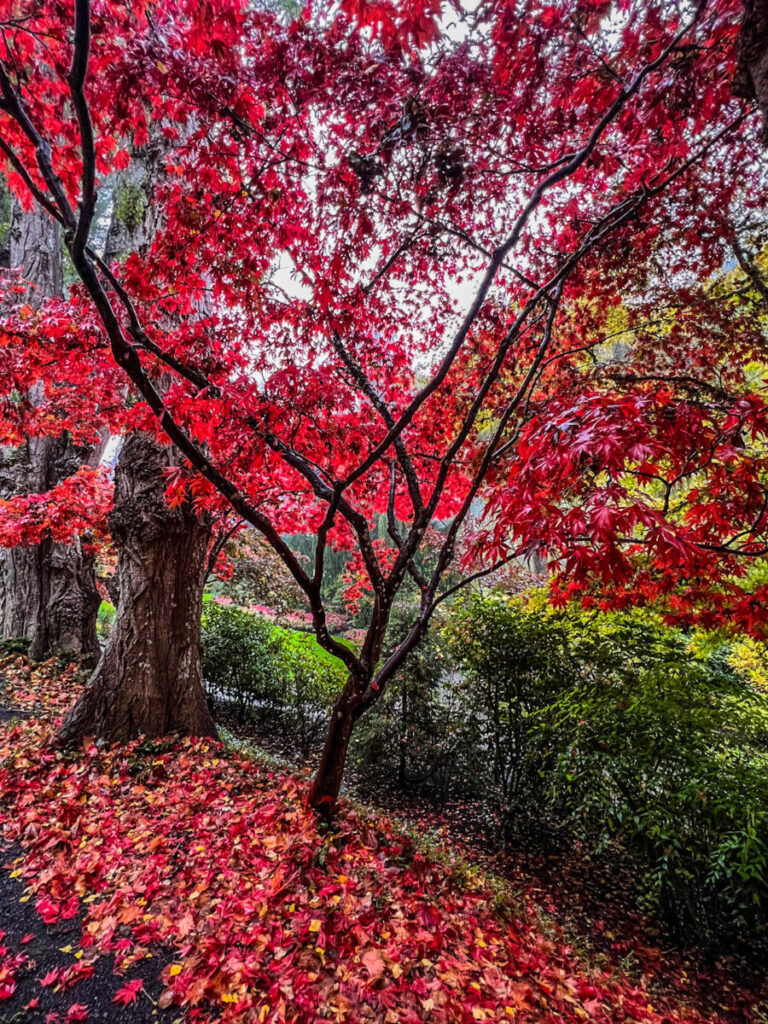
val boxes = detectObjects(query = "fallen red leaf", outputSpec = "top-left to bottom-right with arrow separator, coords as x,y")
113,978 -> 143,1005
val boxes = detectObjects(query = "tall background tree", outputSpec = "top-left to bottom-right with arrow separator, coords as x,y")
57,132 -> 218,744
0,190 -> 101,662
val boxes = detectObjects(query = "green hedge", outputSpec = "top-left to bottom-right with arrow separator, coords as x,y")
201,602 -> 345,756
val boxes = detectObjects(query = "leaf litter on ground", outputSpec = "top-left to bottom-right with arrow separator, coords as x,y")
0,654 -> 765,1024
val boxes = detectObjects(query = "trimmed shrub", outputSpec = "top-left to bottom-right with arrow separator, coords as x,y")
201,602 -> 282,720
201,602 -> 346,749
275,632 -> 346,756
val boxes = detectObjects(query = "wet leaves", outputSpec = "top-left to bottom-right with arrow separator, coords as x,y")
0,657 -> 760,1024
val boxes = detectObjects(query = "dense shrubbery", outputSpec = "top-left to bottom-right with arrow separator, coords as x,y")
201,601 -> 344,754
446,595 -> 573,837
347,598 -> 574,839
543,612 -> 768,949
348,606 -> 482,803
348,598 -> 574,840
201,601 -> 282,719
447,598 -> 768,950
200,592 -> 768,951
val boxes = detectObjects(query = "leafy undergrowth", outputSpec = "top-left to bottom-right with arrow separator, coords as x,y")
0,657 -> 763,1024
223,710 -> 767,1024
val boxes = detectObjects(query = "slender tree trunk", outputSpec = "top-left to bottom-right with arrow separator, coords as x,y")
398,677 -> 408,790
308,679 -> 366,813
57,433 -> 216,744
0,199 -> 100,660
309,600 -> 397,813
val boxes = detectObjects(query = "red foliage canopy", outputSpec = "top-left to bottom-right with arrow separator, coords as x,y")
0,0 -> 766,663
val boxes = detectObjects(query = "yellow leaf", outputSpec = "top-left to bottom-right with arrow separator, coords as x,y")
9,869 -> 21,879
58,945 -> 72,954
308,919 -> 321,933
170,964 -> 182,977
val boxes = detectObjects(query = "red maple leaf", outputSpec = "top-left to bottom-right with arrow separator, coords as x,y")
113,979 -> 143,1005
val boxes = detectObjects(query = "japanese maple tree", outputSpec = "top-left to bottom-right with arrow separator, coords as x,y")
1,0 -> 766,811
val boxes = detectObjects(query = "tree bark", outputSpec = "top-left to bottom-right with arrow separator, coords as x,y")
103,141 -> 164,263
57,433 -> 217,744
0,199 -> 100,661
734,0 -> 768,144
8,197 -> 63,301
54,136 -> 218,744
308,679 -> 366,813
0,436 -> 101,661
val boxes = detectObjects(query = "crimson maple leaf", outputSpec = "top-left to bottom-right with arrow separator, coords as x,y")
113,978 -> 143,1005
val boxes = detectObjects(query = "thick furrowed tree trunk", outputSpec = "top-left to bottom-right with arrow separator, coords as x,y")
0,199 -> 100,661
8,197 -> 62,300
34,535 -> 100,662
0,535 -> 100,662
57,433 -> 217,745
308,679 -> 365,814
56,139 -> 216,746
0,437 -> 101,662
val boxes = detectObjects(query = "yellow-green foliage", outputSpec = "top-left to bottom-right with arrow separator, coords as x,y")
729,636 -> 768,691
